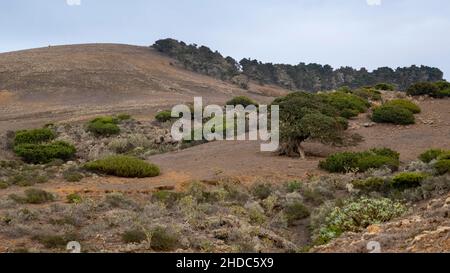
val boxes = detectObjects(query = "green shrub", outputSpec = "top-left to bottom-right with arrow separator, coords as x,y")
151,190 -> 183,207
434,160 -> 450,175
14,128 -> 56,146
63,169 -> 84,182
407,82 -> 439,96
251,183 -> 272,200
33,233 -> 79,249
87,116 -> 120,136
14,141 -> 76,164
374,83 -> 395,91
352,177 -> 388,193
419,149 -> 444,163
391,172 -> 428,190
10,189 -> 55,204
431,88 -> 450,98
319,149 -> 399,173
286,180 -> 303,193
352,88 -> 382,101
384,99 -> 421,114
155,110 -> 173,123
122,229 -> 147,244
313,197 -> 406,245
371,105 -> 415,125
322,92 -> 370,118
226,96 -> 258,107
284,201 -> 310,226
66,193 -> 82,204
150,227 -> 179,251
438,152 -> 450,160
117,113 -> 132,121
84,155 -> 160,178
0,181 -> 9,189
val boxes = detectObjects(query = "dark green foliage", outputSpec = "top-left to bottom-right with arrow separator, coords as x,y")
122,229 -> 147,244
434,160 -> 450,175
153,39 -> 240,81
371,105 -> 415,125
155,110 -> 173,123
14,128 -> 56,146
374,83 -> 395,91
10,188 -> 55,204
432,88 -> 450,98
313,197 -> 406,245
391,172 -> 428,190
251,183 -> 272,200
319,148 -> 400,173
284,202 -> 310,226
407,82 -> 439,96
384,99 -> 421,114
150,227 -> 179,251
286,180 -> 303,193
14,141 -> 76,164
84,155 -> 160,178
226,96 -> 258,107
273,92 -> 348,157
419,149 -> 444,163
87,116 -> 120,136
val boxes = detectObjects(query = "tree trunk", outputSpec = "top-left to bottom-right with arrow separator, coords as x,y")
297,142 -> 306,159
277,139 -> 306,159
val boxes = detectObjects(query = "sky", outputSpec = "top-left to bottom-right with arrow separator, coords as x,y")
0,0 -> 449,78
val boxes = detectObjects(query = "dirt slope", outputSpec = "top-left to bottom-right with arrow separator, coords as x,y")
0,44 -> 287,132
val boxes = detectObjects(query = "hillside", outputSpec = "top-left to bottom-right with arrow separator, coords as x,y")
0,44 -> 288,132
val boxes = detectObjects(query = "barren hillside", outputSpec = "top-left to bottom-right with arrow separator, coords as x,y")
0,44 -> 288,132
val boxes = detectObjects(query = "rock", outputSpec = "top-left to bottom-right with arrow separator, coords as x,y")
363,122 -> 375,128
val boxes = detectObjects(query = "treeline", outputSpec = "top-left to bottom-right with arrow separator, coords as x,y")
152,39 -> 444,91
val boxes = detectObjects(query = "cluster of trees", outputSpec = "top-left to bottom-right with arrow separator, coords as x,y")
240,59 -> 443,91
153,39 -> 444,92
153,38 -> 240,81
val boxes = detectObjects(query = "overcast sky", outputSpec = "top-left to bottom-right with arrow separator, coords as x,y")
0,0 -> 449,78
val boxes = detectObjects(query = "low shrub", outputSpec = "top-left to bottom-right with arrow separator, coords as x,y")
87,116 -> 120,136
434,159 -> 450,175
10,189 -> 55,204
122,229 -> 147,244
150,227 -> 179,251
251,183 -> 272,200
374,83 -> 395,91
66,193 -> 82,204
319,148 -> 399,173
322,92 -> 370,118
284,201 -> 310,226
84,155 -> 160,178
313,197 -> 406,245
155,110 -> 173,123
391,172 -> 428,190
407,82 -> 439,96
419,149 -> 444,163
226,96 -> 258,108
286,180 -> 303,193
33,233 -> 79,249
117,113 -> 132,121
151,190 -> 183,207
431,88 -> 450,98
371,105 -> 415,125
352,177 -> 388,193
384,99 -> 421,114
14,128 -> 56,146
63,169 -> 84,182
0,181 -> 9,189
352,88 -> 382,101
14,141 -> 76,164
